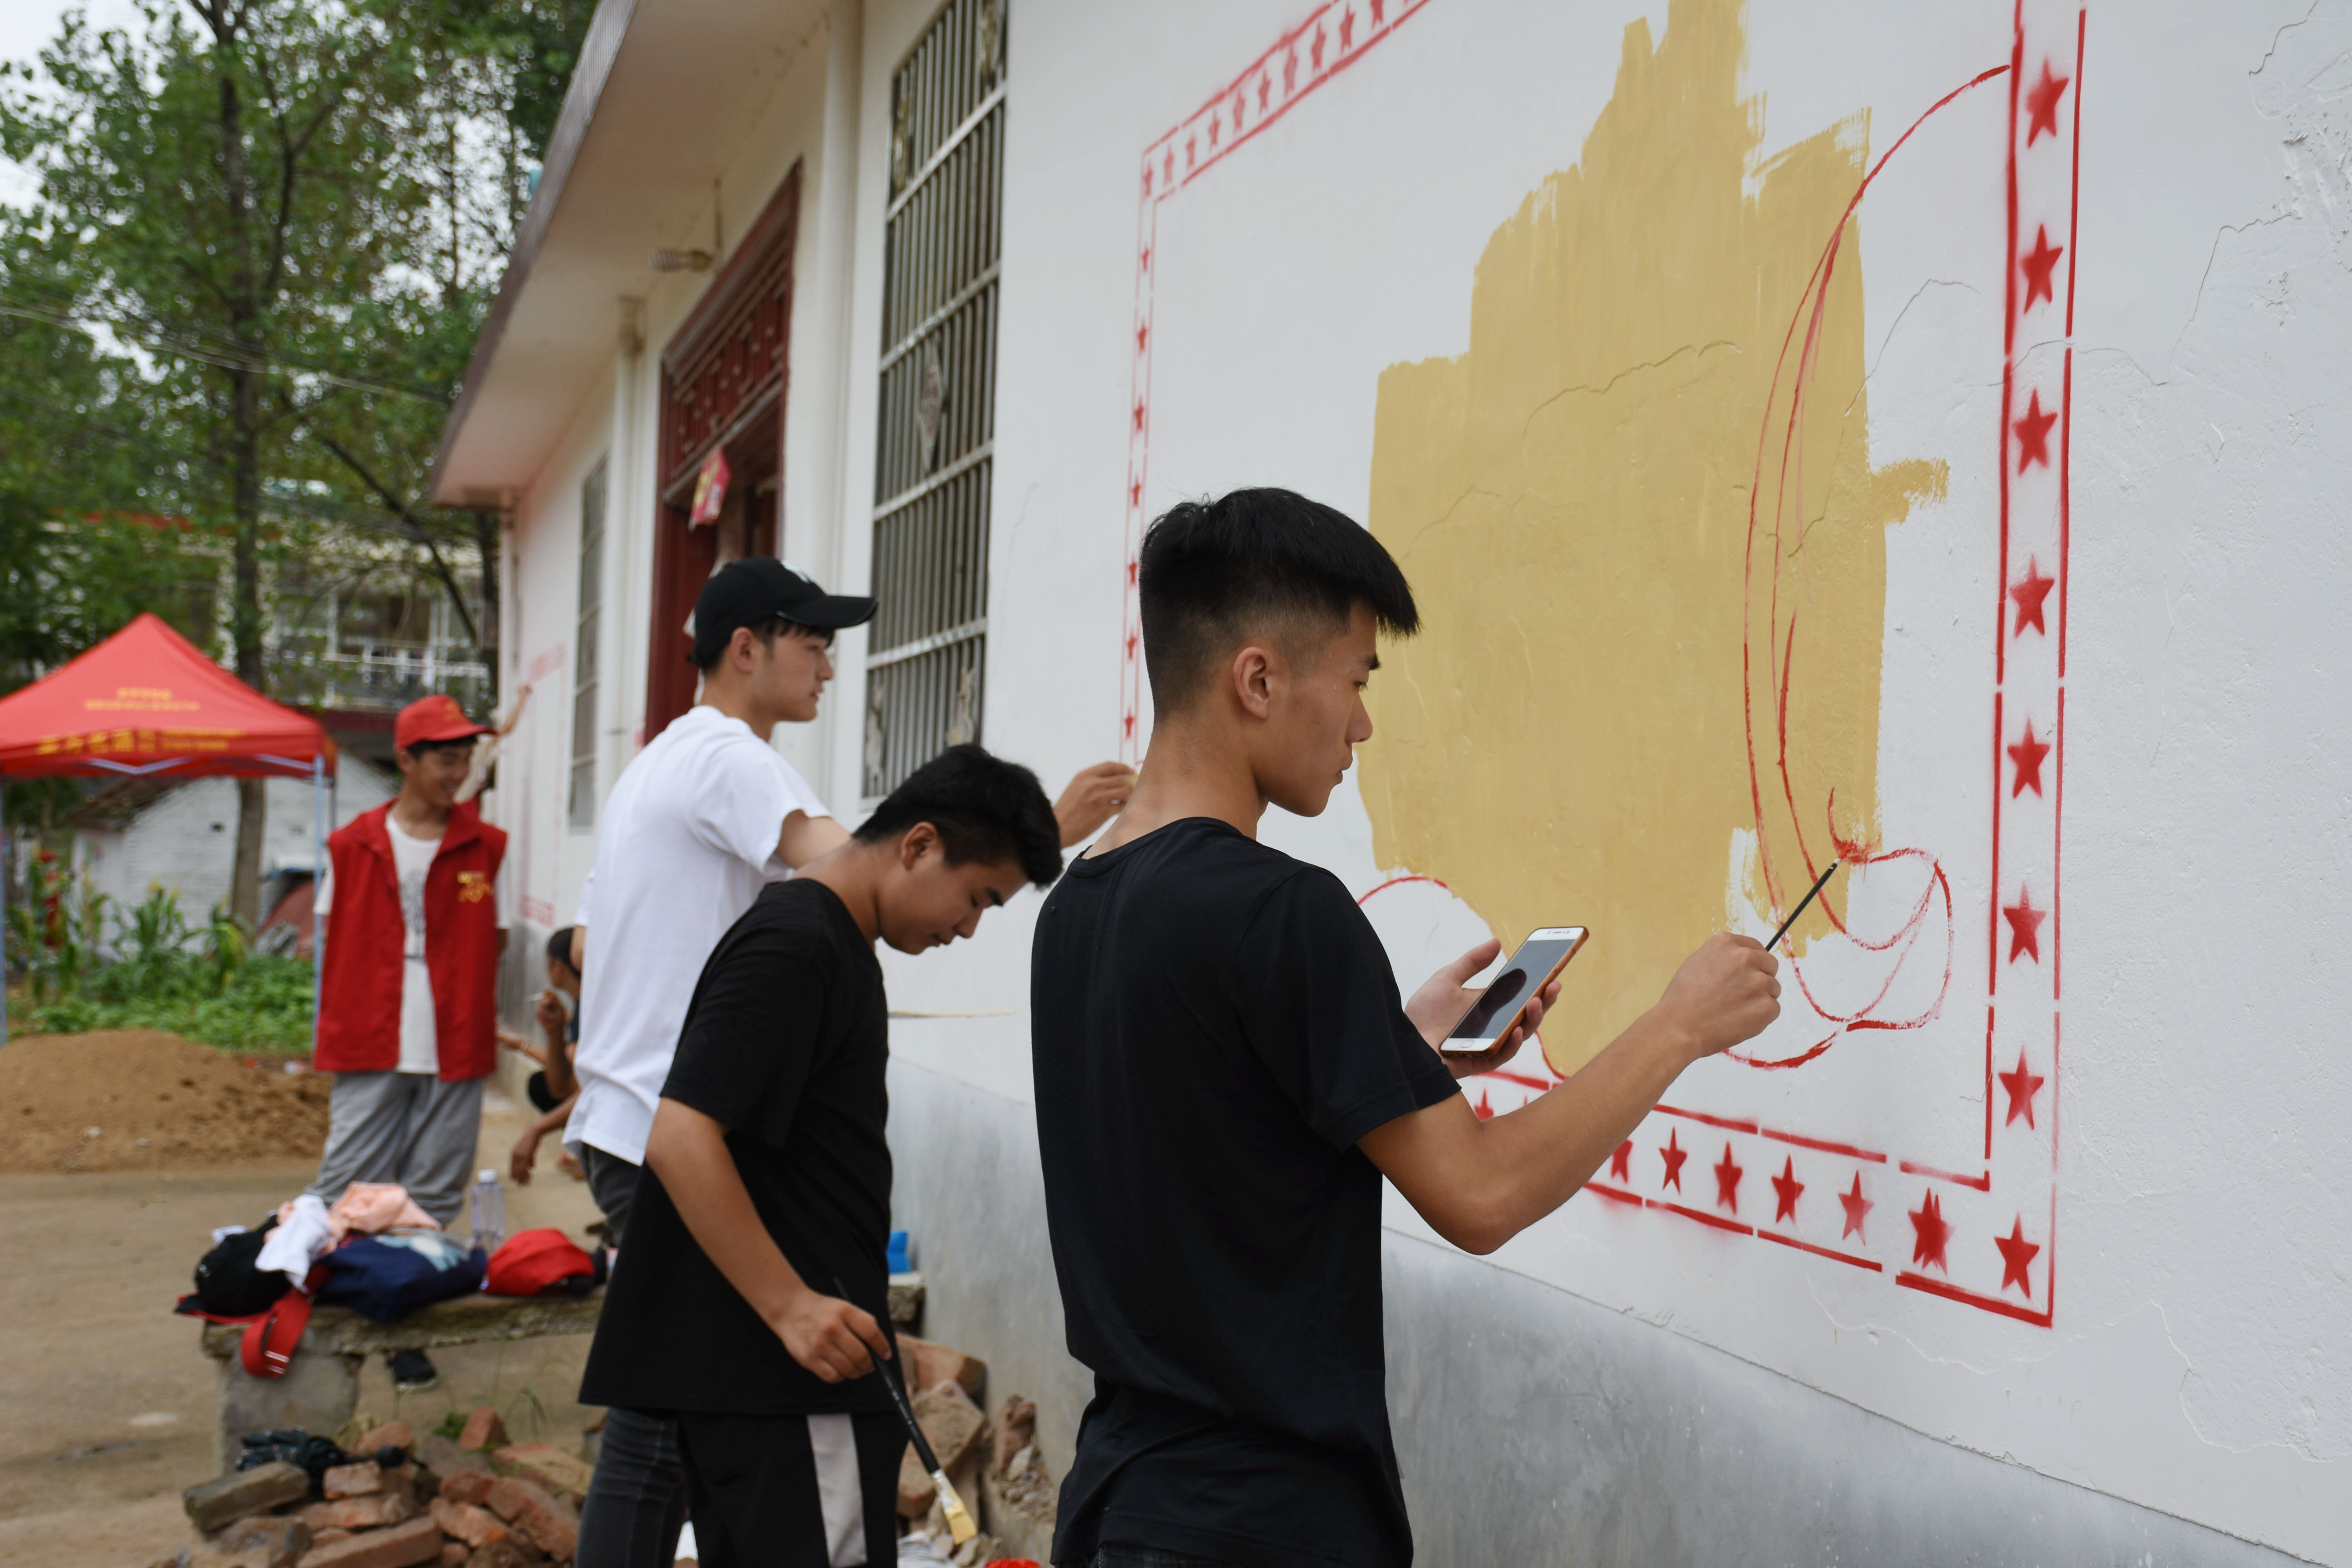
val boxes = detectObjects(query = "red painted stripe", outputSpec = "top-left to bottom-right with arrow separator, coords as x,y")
1654,1103 -> 1760,1135
1896,1270 -> 2052,1327
1755,1125 -> 1889,1164
1899,1160 -> 1992,1192
1656,1200 -> 1754,1237
1581,1182 -> 1644,1208
1755,1229 -> 1883,1272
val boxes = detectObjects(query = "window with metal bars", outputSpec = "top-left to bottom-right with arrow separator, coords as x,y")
864,0 -> 1005,798
568,461 -> 606,828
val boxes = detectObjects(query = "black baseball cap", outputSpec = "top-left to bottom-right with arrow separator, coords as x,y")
690,557 -> 878,665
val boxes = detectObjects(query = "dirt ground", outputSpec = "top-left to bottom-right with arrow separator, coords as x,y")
0,1083 -> 604,1568
0,1030 -> 332,1173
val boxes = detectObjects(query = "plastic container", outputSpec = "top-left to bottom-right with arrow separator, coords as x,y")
469,1169 -> 505,1254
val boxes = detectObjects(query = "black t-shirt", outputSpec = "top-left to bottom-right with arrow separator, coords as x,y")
579,877 -> 893,1416
1031,818 -> 1459,1567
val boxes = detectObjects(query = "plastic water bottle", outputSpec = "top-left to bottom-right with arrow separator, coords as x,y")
470,1169 -> 505,1254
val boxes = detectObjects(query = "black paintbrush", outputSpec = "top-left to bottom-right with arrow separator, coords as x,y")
836,1278 -> 977,1544
1767,861 -> 1840,951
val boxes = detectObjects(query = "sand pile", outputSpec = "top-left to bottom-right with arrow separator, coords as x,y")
0,1030 -> 329,1172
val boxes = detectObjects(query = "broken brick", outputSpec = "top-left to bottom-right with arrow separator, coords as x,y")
989,1396 -> 1036,1479
298,1494 -> 417,1532
491,1443 -> 592,1501
431,1496 -> 512,1550
186,1462 -> 310,1534
437,1546 -> 467,1568
457,1408 -> 509,1452
485,1476 -> 576,1559
322,1461 -> 384,1500
292,1515 -> 443,1568
437,1470 -> 495,1508
913,1381 -> 987,1472
416,1436 -> 494,1481
462,1544 -> 542,1568
356,1421 -> 416,1455
201,1514 -> 313,1568
897,1334 -> 987,1402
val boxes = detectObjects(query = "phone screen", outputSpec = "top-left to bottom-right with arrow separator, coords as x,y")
1443,929 -> 1586,1048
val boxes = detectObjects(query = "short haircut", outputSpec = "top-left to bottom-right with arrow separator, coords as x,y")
545,926 -> 578,974
691,614 -> 833,672
853,744 -> 1064,886
1138,488 -> 1419,712
398,737 -> 476,762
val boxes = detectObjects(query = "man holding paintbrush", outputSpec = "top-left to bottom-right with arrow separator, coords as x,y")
577,747 -> 1064,1568
1031,490 -> 1783,1568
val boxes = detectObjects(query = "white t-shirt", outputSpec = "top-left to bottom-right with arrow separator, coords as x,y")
318,811 -> 516,1074
564,704 -> 830,1164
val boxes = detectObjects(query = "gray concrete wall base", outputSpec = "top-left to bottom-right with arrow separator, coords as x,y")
887,1061 -> 2305,1567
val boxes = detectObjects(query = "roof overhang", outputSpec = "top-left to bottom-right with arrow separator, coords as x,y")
429,0 -> 829,509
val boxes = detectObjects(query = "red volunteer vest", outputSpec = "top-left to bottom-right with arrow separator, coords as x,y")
315,801 -> 508,1080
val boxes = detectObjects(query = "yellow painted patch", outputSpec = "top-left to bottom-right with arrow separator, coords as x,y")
1359,0 -> 1944,1073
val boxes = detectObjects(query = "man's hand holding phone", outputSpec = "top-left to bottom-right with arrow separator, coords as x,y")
1406,939 -> 1564,1080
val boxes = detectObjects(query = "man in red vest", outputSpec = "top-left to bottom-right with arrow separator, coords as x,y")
311,693 -> 512,1389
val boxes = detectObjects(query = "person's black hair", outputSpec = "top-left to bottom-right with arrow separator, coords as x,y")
398,737 -> 477,761
1138,487 -> 1419,711
545,926 -> 579,975
690,613 -> 834,672
852,744 -> 1063,886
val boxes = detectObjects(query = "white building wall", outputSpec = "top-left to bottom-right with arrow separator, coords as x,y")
488,1 -> 2348,1561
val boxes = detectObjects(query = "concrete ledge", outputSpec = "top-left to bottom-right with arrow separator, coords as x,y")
198,1292 -> 604,1361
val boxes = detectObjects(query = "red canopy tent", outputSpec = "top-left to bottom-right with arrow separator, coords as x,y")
0,613 -> 338,1046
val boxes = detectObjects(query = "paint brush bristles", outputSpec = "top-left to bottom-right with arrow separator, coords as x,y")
842,1278 -> 979,1545
1767,860 -> 1840,951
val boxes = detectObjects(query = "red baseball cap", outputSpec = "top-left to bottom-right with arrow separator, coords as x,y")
394,694 -> 491,752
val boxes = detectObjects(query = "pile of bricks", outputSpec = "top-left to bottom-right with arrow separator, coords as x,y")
163,1410 -> 593,1568
889,1337 -> 1055,1568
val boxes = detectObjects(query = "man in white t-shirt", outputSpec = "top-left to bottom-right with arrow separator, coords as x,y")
311,694 -> 515,1391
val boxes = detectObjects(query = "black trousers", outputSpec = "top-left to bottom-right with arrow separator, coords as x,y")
676,1409 -> 903,1568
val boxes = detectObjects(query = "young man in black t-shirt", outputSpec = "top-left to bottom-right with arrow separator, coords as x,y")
1031,489 -> 1786,1568
581,746 -> 1063,1568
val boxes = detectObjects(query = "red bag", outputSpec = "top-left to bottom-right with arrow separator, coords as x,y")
485,1229 -> 597,1297
240,1266 -> 327,1378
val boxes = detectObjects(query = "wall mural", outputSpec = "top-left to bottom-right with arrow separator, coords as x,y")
1123,0 -> 2082,1325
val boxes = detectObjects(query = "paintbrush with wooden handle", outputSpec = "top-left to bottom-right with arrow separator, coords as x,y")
838,1278 -> 977,1545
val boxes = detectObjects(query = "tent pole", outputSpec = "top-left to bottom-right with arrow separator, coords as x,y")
1,813 -> 11,1050
310,755 -> 325,1058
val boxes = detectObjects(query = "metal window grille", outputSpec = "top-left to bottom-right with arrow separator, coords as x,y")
568,462 -> 606,828
864,0 -> 1006,798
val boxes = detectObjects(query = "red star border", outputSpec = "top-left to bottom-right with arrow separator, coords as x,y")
1659,1129 -> 1689,1192
1908,1191 -> 1952,1273
2010,559 -> 2055,637
2024,60 -> 2070,145
1998,1053 -> 2047,1129
1839,1174 -> 1872,1241
2020,224 -> 2064,311
2008,720 -> 2051,797
1712,1144 -> 1744,1213
1770,1157 -> 1804,1225
2004,886 -> 2047,964
2013,390 -> 2057,472
1610,1140 -> 1632,1183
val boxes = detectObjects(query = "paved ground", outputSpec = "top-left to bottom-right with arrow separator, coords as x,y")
0,1091 -> 605,1567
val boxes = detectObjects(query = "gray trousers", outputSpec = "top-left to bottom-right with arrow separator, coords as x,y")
307,1071 -> 486,1226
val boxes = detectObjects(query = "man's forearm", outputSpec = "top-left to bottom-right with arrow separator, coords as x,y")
542,1033 -> 576,1100
528,1093 -> 575,1140
1472,1008 -> 1697,1234
643,1100 -> 813,1321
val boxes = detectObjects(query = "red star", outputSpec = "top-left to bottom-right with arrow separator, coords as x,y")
1258,73 -> 1271,113
1122,710 -> 1136,739
1474,1090 -> 1493,1121
1231,94 -> 1244,131
1129,477 -> 1142,509
2007,720 -> 2051,798
1659,1129 -> 1689,1192
1609,1140 -> 1632,1183
1136,320 -> 1148,354
2004,885 -> 2047,964
1339,8 -> 1357,51
1139,247 -> 1150,273
1838,1174 -> 1872,1240
1370,0 -> 1386,21
1283,47 -> 1299,95
1125,558 -> 1137,585
1184,134 -> 1195,170
1998,1051 -> 2046,1128
1140,166 -> 1152,196
1132,401 -> 1146,434
2013,389 -> 2056,472
2024,61 -> 2070,146
1311,25 -> 1327,71
1908,1190 -> 1951,1273
1770,1156 -> 1804,1225
2010,558 -> 2054,638
1994,1216 -> 2041,1297
1163,149 -> 1174,184
1712,1144 -> 1744,1213
1207,113 -> 1220,149
2020,225 -> 2063,312
1124,629 -> 1138,659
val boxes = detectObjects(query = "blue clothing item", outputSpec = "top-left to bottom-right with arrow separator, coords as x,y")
316,1232 -> 486,1322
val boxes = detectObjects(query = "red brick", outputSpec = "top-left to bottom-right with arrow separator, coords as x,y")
457,1408 -> 509,1452
437,1471 -> 495,1508
897,1334 -> 987,1402
436,1546 -> 467,1568
461,1545 -> 541,1568
292,1515 -> 443,1568
430,1496 -> 512,1550
357,1421 -> 416,1455
485,1476 -> 576,1560
322,1461 -> 383,1500
200,1514 -> 314,1568
301,1495 -> 417,1532
491,1443 -> 592,1500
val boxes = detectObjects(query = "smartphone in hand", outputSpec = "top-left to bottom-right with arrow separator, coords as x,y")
1438,927 -> 1588,1054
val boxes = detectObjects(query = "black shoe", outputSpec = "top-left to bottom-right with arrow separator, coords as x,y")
387,1348 -> 439,1392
